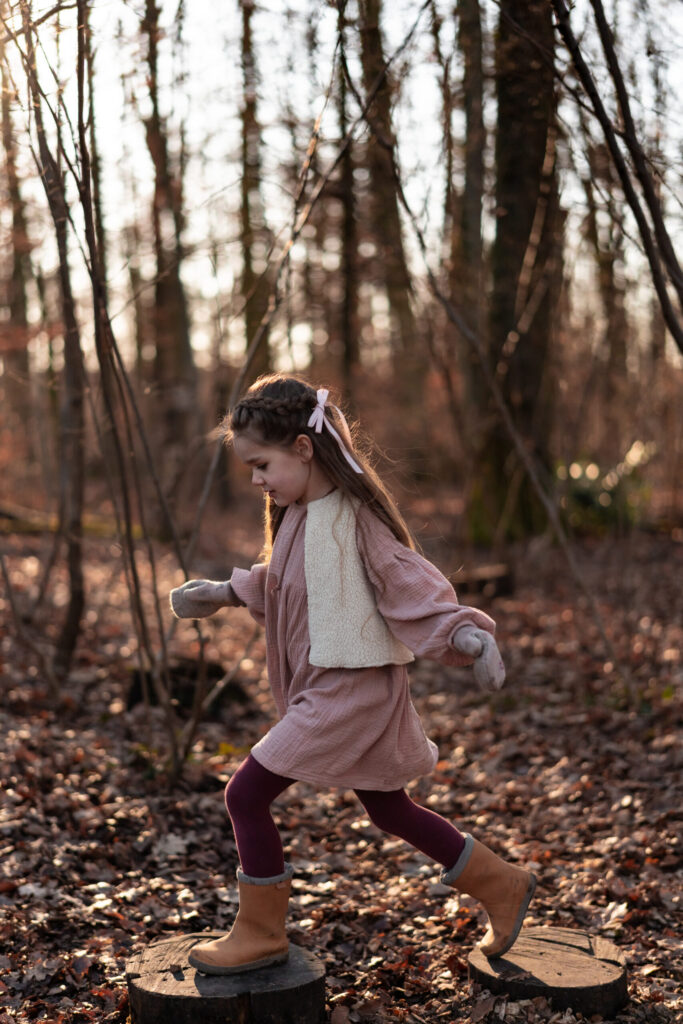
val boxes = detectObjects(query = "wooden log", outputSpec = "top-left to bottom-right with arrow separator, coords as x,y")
126,934 -> 326,1024
468,926 -> 628,1017
450,563 -> 514,599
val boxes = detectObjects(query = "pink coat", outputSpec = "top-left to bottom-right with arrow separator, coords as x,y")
228,497 -> 496,790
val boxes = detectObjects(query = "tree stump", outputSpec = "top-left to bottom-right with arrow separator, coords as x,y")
126,934 -> 326,1024
468,927 -> 628,1017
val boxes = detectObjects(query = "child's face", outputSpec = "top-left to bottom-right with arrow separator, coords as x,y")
233,432 -> 313,506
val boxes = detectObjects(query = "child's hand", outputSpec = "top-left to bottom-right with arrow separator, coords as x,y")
452,626 -> 506,691
169,579 -> 232,618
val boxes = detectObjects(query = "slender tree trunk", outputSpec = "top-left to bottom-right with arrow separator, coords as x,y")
357,0 -> 428,466
357,0 -> 417,359
581,144 -> 628,459
457,0 -> 484,311
20,2 -> 85,677
240,0 -> 271,380
141,0 -> 197,465
452,0 -> 487,455
84,3 -> 108,305
338,52 -> 359,399
1,52 -> 32,435
474,0 -> 559,542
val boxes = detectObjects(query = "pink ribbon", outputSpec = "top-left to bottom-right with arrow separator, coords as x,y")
307,389 -> 364,474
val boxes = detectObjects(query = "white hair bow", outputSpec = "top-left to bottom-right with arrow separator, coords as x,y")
307,389 -> 364,474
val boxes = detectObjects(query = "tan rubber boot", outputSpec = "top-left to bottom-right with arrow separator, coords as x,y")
441,834 -> 536,957
189,864 -> 293,975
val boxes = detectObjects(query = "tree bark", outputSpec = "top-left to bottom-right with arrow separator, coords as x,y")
357,0 -> 418,360
240,0 -> 271,380
357,0 -> 429,467
0,49 -> 32,434
457,0 -> 484,307
474,0 -> 559,542
581,143 -> 628,460
141,0 -> 197,461
337,25 -> 359,399
84,2 -> 108,306
452,0 -> 487,452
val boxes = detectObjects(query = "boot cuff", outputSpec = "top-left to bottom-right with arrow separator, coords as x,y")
440,833 -> 474,886
236,862 -> 294,886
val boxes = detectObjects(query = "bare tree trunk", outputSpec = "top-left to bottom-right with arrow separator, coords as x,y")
581,143 -> 628,460
357,0 -> 429,467
84,2 -> 107,305
474,0 -> 559,542
457,0 -> 484,316
452,0 -> 487,451
357,0 -> 418,359
0,50 -> 32,437
240,0 -> 271,380
338,37 -> 359,400
141,0 -> 197,471
20,2 -> 85,678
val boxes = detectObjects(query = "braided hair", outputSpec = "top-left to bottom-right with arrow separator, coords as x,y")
223,373 -> 414,559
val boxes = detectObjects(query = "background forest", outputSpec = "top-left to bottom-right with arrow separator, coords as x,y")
0,2 -> 681,1023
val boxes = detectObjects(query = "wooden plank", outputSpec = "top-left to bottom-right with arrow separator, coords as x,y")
468,926 -> 628,1017
127,934 -> 326,1024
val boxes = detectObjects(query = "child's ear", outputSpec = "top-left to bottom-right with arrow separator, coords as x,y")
293,433 -> 314,462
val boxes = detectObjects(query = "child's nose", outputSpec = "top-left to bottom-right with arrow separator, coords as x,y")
252,468 -> 263,486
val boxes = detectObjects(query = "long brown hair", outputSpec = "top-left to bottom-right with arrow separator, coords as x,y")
223,373 -> 414,560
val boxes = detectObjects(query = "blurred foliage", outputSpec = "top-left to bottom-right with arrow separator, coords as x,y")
557,440 -> 657,534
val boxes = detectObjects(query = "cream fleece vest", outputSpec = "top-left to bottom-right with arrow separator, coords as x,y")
304,490 -> 414,669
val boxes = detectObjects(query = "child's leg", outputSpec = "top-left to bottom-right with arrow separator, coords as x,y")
191,756 -> 294,975
356,788 -> 536,958
225,754 -> 294,877
354,788 -> 466,867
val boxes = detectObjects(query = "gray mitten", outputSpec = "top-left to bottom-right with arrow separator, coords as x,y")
452,625 -> 506,691
170,579 -> 233,619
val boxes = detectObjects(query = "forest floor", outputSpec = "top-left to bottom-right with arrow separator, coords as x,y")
0,508 -> 681,1024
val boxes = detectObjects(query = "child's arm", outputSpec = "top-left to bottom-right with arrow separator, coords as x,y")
356,507 -> 504,688
170,579 -> 241,618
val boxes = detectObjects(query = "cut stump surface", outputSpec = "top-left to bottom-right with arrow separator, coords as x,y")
468,926 -> 628,1016
126,934 -> 326,1024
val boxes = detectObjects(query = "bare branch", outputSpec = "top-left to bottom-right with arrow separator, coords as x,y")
588,0 -> 683,301
0,2 -> 77,46
550,0 -> 683,355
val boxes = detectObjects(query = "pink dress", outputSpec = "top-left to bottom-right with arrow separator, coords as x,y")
228,496 -> 496,791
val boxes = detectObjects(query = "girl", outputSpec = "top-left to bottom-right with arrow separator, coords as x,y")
170,374 -> 536,976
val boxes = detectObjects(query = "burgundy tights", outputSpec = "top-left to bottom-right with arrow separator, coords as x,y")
225,754 -> 466,878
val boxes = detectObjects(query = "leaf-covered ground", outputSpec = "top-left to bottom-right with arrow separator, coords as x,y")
0,524 -> 681,1024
